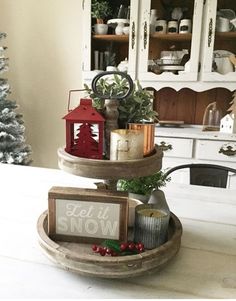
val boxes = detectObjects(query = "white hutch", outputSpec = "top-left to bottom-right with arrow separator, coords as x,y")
82,0 -> 236,187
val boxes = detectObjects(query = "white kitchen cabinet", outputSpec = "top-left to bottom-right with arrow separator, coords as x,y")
137,0 -> 203,83
82,0 -> 236,91
155,126 -> 236,188
200,0 -> 236,86
82,0 -> 139,84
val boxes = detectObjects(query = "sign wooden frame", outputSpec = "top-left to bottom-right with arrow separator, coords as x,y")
48,186 -> 128,243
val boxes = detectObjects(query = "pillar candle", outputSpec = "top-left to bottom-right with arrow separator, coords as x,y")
134,204 -> 170,249
110,129 -> 144,160
128,123 -> 155,156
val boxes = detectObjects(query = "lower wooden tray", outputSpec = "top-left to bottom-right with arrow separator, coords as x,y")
37,211 -> 182,278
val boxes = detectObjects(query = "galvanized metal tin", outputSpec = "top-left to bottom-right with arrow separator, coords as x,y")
134,204 -> 170,249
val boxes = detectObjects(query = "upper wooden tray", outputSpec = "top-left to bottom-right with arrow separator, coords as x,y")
57,145 -> 163,180
37,210 -> 182,279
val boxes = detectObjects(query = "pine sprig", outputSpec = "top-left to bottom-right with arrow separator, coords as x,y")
102,240 -> 121,253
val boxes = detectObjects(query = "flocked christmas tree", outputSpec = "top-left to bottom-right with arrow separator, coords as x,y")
0,32 -> 31,164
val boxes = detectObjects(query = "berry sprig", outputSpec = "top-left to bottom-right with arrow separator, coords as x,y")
92,244 -> 118,256
91,240 -> 145,257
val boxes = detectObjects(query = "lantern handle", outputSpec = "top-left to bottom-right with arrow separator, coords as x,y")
67,89 -> 86,112
91,71 -> 133,100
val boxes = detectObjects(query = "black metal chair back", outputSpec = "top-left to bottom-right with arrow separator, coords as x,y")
164,163 -> 236,188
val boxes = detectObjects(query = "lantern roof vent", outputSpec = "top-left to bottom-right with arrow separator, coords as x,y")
63,98 -> 105,122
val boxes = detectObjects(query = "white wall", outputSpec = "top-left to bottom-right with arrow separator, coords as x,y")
0,0 -> 83,168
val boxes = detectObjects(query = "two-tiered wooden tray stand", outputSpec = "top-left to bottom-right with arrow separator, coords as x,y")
37,145 -> 182,278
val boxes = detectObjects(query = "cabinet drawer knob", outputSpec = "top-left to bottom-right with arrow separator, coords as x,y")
219,145 -> 236,157
157,141 -> 173,152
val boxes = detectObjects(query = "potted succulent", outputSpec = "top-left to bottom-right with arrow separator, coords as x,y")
91,0 -> 112,35
118,170 -> 170,203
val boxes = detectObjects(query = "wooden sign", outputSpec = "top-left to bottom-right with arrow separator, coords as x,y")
48,186 -> 128,243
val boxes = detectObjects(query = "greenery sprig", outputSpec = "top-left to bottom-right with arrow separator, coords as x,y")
84,75 -> 158,123
118,171 -> 170,196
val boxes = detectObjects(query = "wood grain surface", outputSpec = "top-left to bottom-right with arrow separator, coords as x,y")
37,211 -> 182,278
154,88 -> 232,125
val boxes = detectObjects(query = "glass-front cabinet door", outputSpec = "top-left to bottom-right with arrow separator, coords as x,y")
82,0 -> 139,84
201,0 -> 236,82
137,0 -> 204,87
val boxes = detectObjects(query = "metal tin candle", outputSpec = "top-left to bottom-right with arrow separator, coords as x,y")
110,129 -> 144,160
134,204 -> 170,249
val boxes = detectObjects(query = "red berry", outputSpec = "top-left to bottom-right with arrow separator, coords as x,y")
111,251 -> 118,256
98,246 -> 104,253
138,246 -> 145,253
100,249 -> 106,256
138,242 -> 144,250
92,244 -> 98,252
120,243 -> 128,251
106,248 -> 112,255
128,242 -> 135,250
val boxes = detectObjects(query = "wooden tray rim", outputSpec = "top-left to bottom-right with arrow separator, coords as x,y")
57,145 -> 163,180
37,210 -> 182,266
58,145 -> 163,165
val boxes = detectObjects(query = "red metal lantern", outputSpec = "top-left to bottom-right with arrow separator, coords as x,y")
63,98 -> 105,159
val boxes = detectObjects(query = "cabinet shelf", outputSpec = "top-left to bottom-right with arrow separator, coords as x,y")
215,32 -> 236,40
92,32 -> 236,43
92,34 -> 129,43
150,33 -> 192,41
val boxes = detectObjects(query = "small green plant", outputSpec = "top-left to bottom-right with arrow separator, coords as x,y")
91,0 -> 112,22
119,80 -> 158,124
84,74 -> 158,123
118,171 -> 170,196
84,73 -> 128,110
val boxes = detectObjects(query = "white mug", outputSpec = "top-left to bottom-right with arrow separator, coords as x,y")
155,20 -> 167,34
167,20 -> 178,34
216,17 -> 233,32
179,19 -> 192,34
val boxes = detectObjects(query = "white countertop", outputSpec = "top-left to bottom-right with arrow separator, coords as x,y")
0,163 -> 236,298
155,125 -> 236,141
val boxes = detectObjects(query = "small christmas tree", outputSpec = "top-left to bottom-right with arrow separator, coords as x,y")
0,32 -> 31,164
227,91 -> 236,117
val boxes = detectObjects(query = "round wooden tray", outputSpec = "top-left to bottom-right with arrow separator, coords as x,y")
37,211 -> 182,279
57,146 -> 163,180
